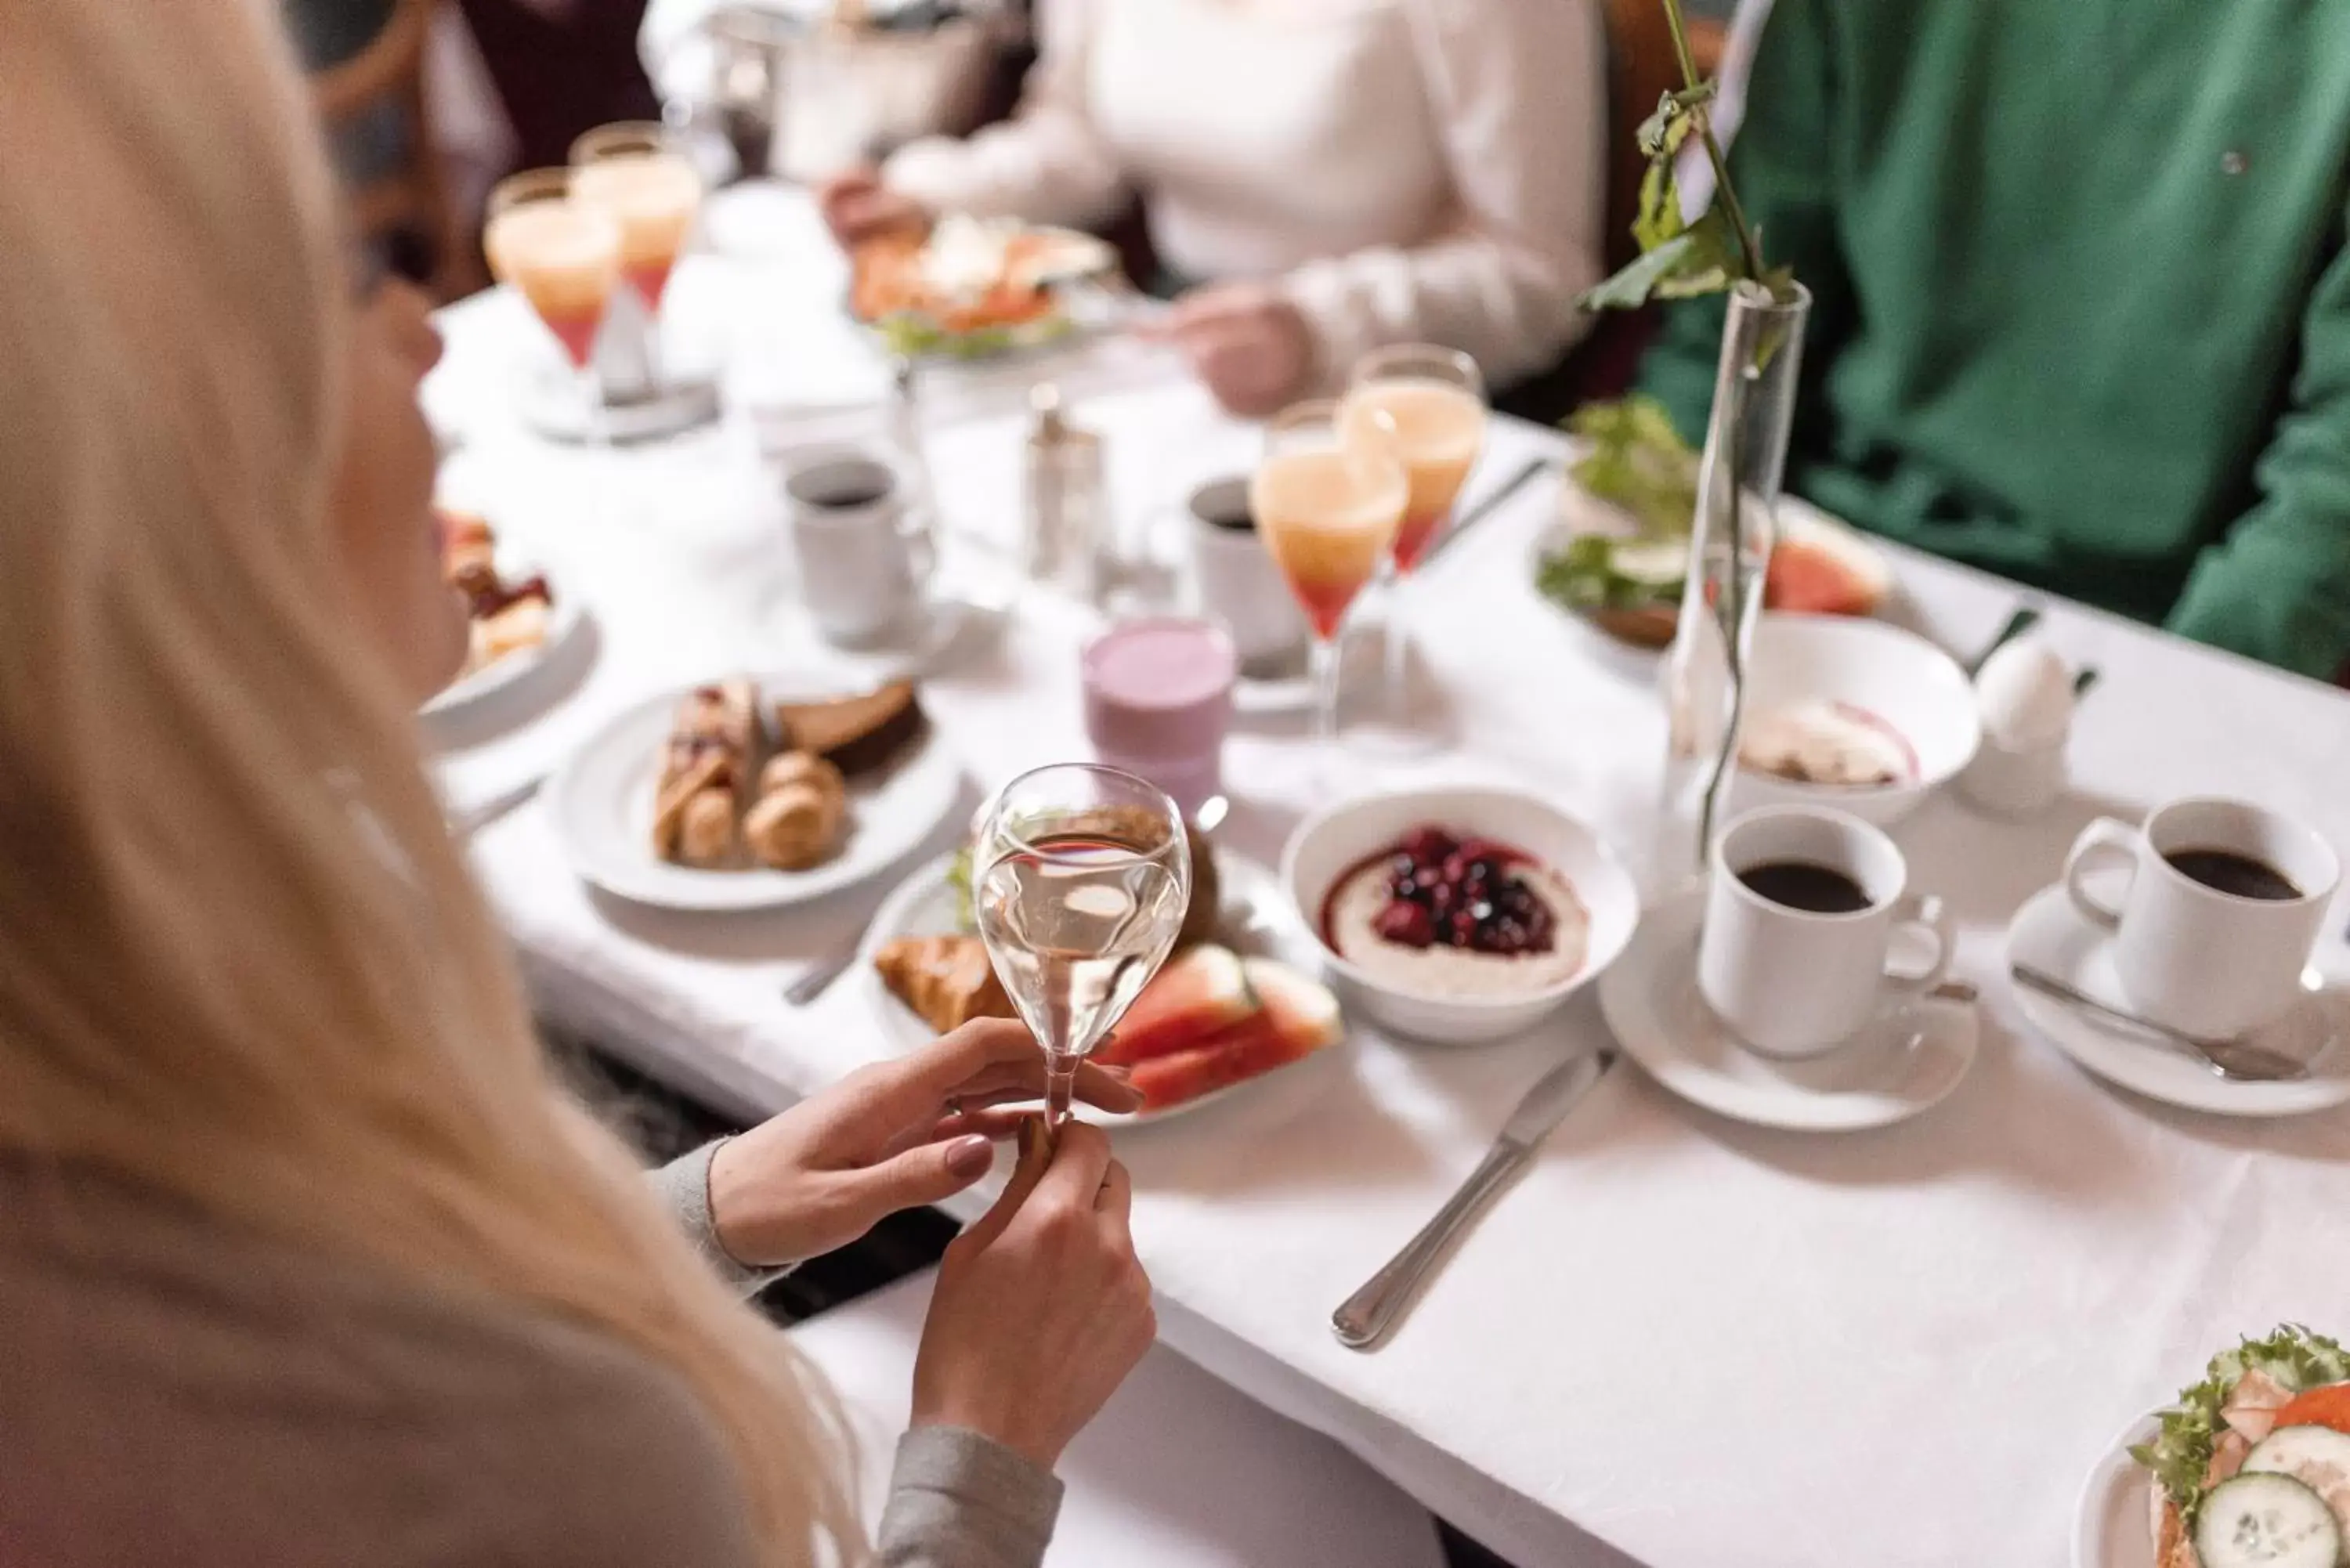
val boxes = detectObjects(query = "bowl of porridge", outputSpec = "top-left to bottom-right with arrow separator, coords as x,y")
1280,786 -> 1640,1045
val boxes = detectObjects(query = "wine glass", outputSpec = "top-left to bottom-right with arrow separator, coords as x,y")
484,168 -> 622,435
1250,399 -> 1408,775
569,122 -> 703,320
1340,346 -> 1488,739
972,764 -> 1192,1131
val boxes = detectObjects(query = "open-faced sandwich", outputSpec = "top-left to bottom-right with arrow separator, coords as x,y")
649,677 -> 927,873
871,819 -> 1343,1113
2132,1324 -> 2350,1568
849,214 -> 1116,360
439,509 -> 554,678
1535,396 -> 1889,648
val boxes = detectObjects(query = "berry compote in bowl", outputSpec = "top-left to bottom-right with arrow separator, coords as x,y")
1279,785 -> 1640,1044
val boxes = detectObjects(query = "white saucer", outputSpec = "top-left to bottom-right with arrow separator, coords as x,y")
421,558 -> 585,721
2071,1416 -> 2159,1568
859,848 -> 1343,1129
2004,883 -> 2350,1117
1596,889 -> 1979,1132
547,672 -> 963,912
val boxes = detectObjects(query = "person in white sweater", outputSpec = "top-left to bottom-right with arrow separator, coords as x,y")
821,0 -> 1608,416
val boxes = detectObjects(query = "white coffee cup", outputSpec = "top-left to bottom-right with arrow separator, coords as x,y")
2063,797 -> 2339,1039
784,450 -> 935,647
1185,475 -> 1308,673
1699,806 -> 1954,1058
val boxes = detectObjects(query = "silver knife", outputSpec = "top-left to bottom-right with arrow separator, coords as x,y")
1332,1046 -> 1616,1350
450,772 -> 546,842
784,903 -> 888,1007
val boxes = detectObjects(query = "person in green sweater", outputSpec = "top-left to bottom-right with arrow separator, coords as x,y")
1636,0 -> 2350,682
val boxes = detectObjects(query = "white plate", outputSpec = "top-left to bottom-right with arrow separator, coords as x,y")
547,674 -> 963,912
421,559 -> 584,721
2073,1417 -> 2160,1568
857,848 -> 1343,1127
1596,889 -> 1979,1131
2005,883 -> 2350,1117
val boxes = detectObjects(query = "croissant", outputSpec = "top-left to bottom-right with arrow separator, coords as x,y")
873,935 -> 1016,1035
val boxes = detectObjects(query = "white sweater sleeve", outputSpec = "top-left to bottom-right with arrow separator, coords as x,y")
880,0 -> 1130,230
1279,0 -> 1608,392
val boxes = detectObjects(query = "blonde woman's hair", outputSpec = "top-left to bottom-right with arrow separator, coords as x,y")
0,5 -> 859,1559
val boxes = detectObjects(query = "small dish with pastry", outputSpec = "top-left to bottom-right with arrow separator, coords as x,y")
548,671 -> 961,912
859,822 -> 1348,1125
422,508 -> 584,719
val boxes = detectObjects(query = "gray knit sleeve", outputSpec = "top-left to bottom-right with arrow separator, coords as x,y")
648,1140 -> 790,1298
878,1426 -> 1064,1568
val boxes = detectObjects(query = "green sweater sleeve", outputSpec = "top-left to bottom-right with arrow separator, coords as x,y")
1636,0 -> 1854,449
2165,219 -> 2350,681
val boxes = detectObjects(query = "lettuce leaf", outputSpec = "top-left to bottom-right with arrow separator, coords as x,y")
2130,1324 -> 2350,1525
946,845 -> 975,934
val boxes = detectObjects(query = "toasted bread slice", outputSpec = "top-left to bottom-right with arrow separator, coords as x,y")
774,681 -> 924,777
873,934 -> 1014,1034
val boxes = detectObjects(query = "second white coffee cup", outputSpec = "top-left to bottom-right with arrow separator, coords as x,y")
1699,806 -> 1954,1059
2063,796 -> 2338,1039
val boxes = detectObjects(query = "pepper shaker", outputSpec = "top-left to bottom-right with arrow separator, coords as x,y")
1023,383 -> 1103,597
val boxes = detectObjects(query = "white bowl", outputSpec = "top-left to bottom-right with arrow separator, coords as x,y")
1279,786 -> 1641,1046
1731,613 -> 1981,826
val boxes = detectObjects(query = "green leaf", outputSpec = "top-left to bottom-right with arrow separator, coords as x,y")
1649,210 -> 1741,300
1578,232 -> 1701,313
1633,154 -> 1687,255
1633,84 -> 1712,161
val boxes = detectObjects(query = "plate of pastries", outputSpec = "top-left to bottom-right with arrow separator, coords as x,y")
424,508 -> 582,717
547,674 -> 961,911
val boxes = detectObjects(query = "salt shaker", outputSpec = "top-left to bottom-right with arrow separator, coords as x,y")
1022,383 -> 1103,597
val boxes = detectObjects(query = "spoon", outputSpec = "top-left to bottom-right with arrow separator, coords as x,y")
2008,964 -> 2312,1082
1967,605 -> 2043,677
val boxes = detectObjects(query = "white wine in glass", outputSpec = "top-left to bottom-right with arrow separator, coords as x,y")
974,765 -> 1191,1129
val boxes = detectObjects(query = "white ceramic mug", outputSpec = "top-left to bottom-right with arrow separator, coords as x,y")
784,449 -> 934,647
1699,806 -> 1954,1058
2063,797 -> 2339,1039
1185,475 -> 1308,673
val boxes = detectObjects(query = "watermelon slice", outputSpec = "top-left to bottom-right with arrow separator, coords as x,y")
1766,513 -> 1889,616
1127,959 -> 1343,1112
1097,945 -> 1256,1068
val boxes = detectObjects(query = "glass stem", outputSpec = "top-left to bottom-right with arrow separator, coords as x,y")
1381,565 -> 1408,724
1309,631 -> 1341,760
1043,1051 -> 1079,1129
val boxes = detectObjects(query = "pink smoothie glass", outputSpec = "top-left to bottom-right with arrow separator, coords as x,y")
1081,617 -> 1238,818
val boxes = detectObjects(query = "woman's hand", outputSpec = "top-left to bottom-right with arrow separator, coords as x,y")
706,1018 -> 1141,1268
1146,283 -> 1317,418
818,167 -> 930,249
912,1118 -> 1154,1469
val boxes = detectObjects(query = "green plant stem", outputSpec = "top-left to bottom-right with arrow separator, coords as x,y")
1657,0 -> 1766,284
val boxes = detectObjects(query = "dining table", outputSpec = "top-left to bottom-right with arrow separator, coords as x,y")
425,182 -> 2350,1568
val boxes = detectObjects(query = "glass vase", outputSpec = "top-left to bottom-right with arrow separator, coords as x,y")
1654,280 -> 1811,895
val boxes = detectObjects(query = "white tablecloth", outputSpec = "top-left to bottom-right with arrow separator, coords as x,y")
428,185 -> 2350,1568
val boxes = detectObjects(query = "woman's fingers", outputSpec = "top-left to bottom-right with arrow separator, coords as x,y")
951,1115 -> 1054,1256
903,1020 -> 1143,1112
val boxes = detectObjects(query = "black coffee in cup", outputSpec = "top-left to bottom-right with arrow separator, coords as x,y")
2164,847 -> 2302,901
787,457 -> 895,511
1737,859 -> 1873,915
1202,504 -> 1255,533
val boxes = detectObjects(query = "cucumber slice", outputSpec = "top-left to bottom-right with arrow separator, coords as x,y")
1608,539 -> 1690,587
2247,1425 -> 2350,1535
2196,1473 -> 2341,1568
